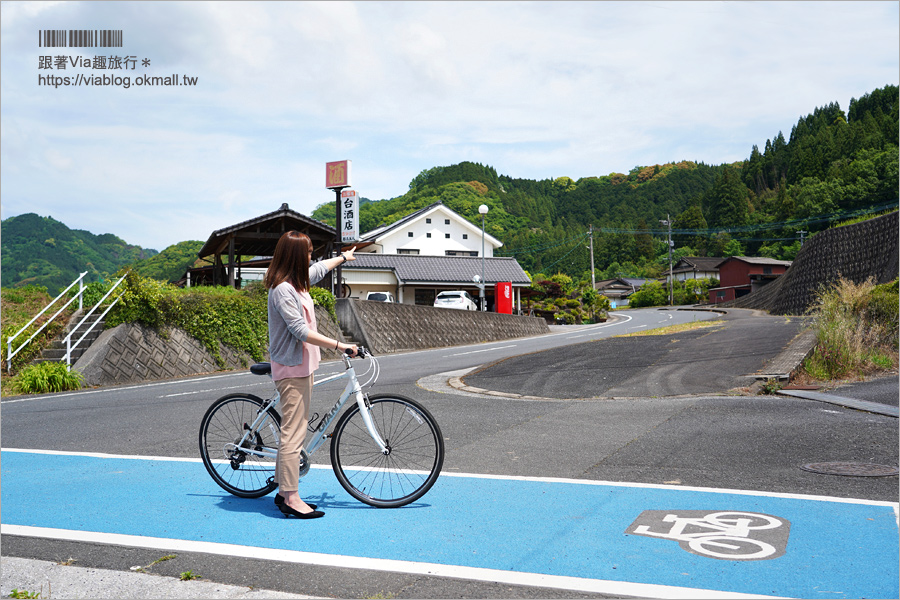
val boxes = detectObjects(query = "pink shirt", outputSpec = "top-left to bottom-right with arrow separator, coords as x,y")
272,289 -> 320,381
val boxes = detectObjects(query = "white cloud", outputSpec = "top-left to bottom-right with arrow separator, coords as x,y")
1,1 -> 897,250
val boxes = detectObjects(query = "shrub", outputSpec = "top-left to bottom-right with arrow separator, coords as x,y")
104,273 -> 337,368
802,277 -> 899,379
1,285 -> 71,373
15,362 -> 83,394
628,281 -> 668,308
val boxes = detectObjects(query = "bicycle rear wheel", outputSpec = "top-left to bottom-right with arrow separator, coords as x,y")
199,394 -> 280,498
330,394 -> 444,508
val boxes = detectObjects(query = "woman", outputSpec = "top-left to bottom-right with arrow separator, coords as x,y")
264,231 -> 357,519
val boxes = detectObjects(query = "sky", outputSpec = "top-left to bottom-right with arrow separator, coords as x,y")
1,1 -> 897,252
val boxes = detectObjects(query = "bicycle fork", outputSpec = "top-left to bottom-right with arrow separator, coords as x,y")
355,389 -> 390,455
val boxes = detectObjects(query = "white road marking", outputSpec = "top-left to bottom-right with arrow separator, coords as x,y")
445,344 -> 517,357
4,448 -> 895,598
1,525 -> 787,600
4,448 -> 896,509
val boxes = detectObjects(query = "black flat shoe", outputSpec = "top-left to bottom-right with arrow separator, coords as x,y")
274,494 -> 316,511
278,503 -> 324,519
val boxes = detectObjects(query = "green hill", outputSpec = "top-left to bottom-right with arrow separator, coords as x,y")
4,85 -> 896,291
1,214 -> 159,294
129,240 -> 204,283
313,85 -> 898,280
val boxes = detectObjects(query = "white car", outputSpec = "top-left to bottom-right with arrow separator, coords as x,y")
434,290 -> 478,310
366,291 -> 395,303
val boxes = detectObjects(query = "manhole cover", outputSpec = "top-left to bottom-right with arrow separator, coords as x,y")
800,462 -> 900,477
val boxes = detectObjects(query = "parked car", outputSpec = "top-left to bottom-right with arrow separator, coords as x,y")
366,291 -> 395,303
434,290 -> 478,310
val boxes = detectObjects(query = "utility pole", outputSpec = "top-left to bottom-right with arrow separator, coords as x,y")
588,224 -> 596,289
659,214 -> 674,306
798,230 -> 807,247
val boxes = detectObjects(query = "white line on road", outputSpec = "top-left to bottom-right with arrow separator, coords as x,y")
0,371 -> 253,404
4,448 -> 897,509
162,382 -> 270,398
0,524 -> 787,600
566,314 -> 634,338
444,344 -> 517,357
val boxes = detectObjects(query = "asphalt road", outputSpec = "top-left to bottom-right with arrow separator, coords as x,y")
463,310 -> 806,398
2,307 -> 898,599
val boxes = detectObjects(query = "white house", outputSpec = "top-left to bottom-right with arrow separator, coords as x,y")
353,202 -> 503,257
341,202 -> 530,310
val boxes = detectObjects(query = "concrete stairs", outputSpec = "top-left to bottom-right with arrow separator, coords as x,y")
34,310 -> 106,367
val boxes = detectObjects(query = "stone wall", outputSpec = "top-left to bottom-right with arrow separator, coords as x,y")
71,299 -> 549,385
336,298 -> 549,355
726,211 -> 899,315
74,306 -> 345,387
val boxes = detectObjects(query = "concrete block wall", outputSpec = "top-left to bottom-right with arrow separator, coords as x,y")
727,211 -> 899,315
336,298 -> 549,355
74,306 -> 345,387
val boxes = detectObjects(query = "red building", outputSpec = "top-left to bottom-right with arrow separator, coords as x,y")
708,256 -> 792,303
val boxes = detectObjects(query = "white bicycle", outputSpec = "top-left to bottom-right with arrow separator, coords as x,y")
199,348 -> 444,508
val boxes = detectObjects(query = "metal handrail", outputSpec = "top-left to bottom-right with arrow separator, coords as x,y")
64,274 -> 127,368
6,271 -> 88,371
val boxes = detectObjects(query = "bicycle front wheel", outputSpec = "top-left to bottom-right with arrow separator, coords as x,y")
199,394 -> 280,498
330,394 -> 444,508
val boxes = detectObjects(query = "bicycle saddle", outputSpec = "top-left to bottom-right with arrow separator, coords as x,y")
250,363 -> 271,376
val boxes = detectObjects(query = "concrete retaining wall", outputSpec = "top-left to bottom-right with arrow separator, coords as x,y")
727,211 -> 899,315
336,298 -> 549,355
73,306 -> 345,387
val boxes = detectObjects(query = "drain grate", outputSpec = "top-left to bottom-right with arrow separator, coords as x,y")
800,462 -> 900,477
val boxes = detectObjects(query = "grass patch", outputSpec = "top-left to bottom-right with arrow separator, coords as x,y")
1,285 -> 73,373
13,362 -> 83,394
613,319 -> 725,337
799,277 -> 898,381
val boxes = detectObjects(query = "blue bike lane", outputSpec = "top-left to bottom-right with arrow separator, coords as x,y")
2,449 -> 898,599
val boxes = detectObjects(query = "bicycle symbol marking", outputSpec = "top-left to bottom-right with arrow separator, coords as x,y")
626,510 -> 791,561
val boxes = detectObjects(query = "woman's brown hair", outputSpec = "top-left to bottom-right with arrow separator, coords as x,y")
264,231 -> 311,291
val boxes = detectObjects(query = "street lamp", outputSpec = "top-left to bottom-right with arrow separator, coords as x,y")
479,204 -> 489,311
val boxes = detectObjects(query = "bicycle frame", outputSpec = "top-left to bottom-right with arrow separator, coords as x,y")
227,352 -> 388,464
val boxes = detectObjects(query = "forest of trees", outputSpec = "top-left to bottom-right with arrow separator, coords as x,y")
3,85 -> 896,294
313,85 -> 898,284
0,214 -> 158,294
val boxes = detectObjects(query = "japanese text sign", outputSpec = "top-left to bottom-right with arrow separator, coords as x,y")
326,160 -> 352,189
341,189 -> 359,243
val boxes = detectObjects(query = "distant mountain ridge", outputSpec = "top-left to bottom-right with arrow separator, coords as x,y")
312,84 -> 898,279
1,213 -> 159,293
3,85 -> 896,291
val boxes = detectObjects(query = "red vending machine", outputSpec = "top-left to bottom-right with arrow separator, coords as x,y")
495,282 -> 513,314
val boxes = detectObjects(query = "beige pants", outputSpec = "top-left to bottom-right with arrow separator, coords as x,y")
274,375 -> 313,492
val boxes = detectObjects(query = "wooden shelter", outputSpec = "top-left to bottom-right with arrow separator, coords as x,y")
190,203 -> 337,288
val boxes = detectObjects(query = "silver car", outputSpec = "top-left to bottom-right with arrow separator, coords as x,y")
366,291 -> 395,303
434,290 -> 478,310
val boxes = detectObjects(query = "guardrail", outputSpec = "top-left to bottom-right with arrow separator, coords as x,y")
64,273 -> 127,368
6,271 -> 88,372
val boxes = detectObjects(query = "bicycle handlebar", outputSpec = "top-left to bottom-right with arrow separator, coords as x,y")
346,346 -> 370,358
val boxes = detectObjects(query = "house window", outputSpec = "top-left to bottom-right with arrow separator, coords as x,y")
463,234 -> 468,240
444,219 -> 450,225
763,267 -> 772,275
426,218 -> 431,224
398,249 -> 419,255
408,232 -> 414,237
446,250 -> 478,257
717,290 -> 726,298
427,233 -> 431,238
445,233 -> 450,239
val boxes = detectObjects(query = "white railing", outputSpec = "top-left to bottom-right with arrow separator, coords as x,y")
64,273 -> 127,368
6,272 -> 88,371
